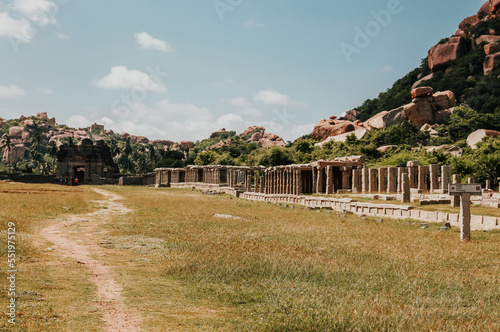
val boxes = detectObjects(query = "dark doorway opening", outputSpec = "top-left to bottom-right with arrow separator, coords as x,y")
74,167 -> 85,185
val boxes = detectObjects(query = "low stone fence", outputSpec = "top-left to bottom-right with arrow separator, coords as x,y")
239,192 -> 499,231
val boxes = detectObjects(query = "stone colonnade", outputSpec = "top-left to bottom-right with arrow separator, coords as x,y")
155,159 -> 453,195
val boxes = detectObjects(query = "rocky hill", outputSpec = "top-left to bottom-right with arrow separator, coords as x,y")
317,1 -> 500,143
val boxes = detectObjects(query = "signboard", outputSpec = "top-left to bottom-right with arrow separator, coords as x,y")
449,184 -> 482,195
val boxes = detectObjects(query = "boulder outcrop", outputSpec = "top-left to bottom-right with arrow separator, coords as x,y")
179,141 -> 194,150
484,52 -> 500,75
467,129 -> 500,149
312,117 -> 362,141
423,2 -> 500,75
3,144 -> 27,163
241,126 -> 265,136
210,128 -> 227,138
241,126 -> 286,148
313,87 -> 455,141
428,37 -> 467,72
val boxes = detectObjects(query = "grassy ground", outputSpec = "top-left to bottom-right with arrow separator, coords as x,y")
0,183 -> 104,331
100,186 -> 500,331
1,184 -> 499,331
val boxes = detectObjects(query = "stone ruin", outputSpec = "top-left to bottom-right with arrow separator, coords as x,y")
56,139 -> 119,185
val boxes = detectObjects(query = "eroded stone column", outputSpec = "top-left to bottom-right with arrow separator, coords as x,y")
341,166 -> 352,190
407,161 -> 419,189
317,167 -> 324,194
418,166 -> 429,192
312,167 -> 317,194
326,166 -> 334,195
441,165 -> 452,194
387,167 -> 397,193
429,164 -> 439,192
260,173 -> 265,193
378,168 -> 387,193
362,167 -> 369,193
401,173 -> 410,203
369,169 -> 377,193
352,168 -> 360,193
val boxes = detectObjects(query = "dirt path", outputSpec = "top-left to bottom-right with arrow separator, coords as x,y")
40,188 -> 142,332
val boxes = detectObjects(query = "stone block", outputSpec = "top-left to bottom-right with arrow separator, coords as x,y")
410,210 -> 421,219
483,216 -> 498,228
471,215 -> 484,226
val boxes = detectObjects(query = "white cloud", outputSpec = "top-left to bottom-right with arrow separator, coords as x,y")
0,12 -> 32,42
225,97 -> 262,117
94,66 -> 166,93
134,32 -> 174,52
66,114 -> 89,128
55,32 -> 68,39
37,87 -> 53,94
12,0 -> 58,27
0,85 -> 26,98
243,18 -> 265,27
217,113 -> 244,128
254,89 -> 289,106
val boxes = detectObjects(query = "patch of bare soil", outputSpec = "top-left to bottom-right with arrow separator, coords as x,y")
39,188 -> 142,331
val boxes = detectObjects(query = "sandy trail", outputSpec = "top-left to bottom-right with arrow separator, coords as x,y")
40,188 -> 142,332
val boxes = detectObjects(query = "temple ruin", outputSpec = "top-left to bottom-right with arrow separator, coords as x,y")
56,139 -> 119,184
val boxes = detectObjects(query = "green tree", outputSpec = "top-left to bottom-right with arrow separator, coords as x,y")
195,151 -> 217,165
258,147 -> 294,167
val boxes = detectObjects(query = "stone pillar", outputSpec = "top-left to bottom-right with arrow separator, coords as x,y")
429,164 -> 439,192
406,161 -> 419,189
401,173 -> 410,203
418,166 -> 429,192
352,169 -> 360,193
460,193 -> 471,242
378,168 -> 387,193
361,167 -> 369,193
486,179 -> 491,190
451,174 -> 461,207
312,167 -> 317,194
397,167 -> 408,193
265,171 -> 270,194
341,166 -> 352,190
317,167 -> 324,194
387,167 -> 397,193
297,169 -> 301,195
254,174 -> 259,193
259,173 -> 266,194
368,169 -> 377,193
247,172 -> 252,192
468,177 -> 473,184
441,165 -> 452,194
326,166 -> 334,195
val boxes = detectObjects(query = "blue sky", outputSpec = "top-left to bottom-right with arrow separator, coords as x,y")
0,0 -> 485,141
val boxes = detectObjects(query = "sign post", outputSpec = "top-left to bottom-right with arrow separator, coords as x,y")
449,184 -> 482,242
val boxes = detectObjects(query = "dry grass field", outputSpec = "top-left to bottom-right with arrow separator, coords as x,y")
1,183 -> 499,331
